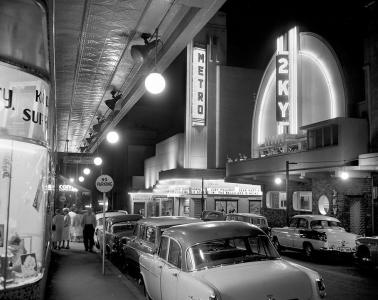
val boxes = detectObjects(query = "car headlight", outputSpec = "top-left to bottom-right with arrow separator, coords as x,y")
316,278 -> 326,298
209,295 -> 217,300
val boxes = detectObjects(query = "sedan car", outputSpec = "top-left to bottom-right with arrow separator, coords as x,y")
355,236 -> 378,268
271,215 -> 358,258
95,210 -> 128,249
96,214 -> 142,260
122,216 -> 201,275
226,212 -> 270,235
140,221 -> 326,300
200,210 -> 226,221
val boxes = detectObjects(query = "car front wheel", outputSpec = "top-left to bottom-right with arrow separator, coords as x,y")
303,243 -> 314,259
272,237 -> 281,253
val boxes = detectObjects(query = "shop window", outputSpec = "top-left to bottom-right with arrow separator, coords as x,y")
293,191 -> 312,212
249,200 -> 261,214
215,199 -> 238,214
0,140 -> 48,289
266,192 -> 286,210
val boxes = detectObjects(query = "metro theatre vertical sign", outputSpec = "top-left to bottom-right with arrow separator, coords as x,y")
276,54 -> 289,123
192,47 -> 206,126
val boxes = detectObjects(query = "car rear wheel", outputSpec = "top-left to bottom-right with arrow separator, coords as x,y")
356,246 -> 374,270
303,243 -> 314,259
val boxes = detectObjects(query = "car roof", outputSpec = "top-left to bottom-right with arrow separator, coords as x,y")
136,216 -> 201,227
227,213 -> 266,219
293,214 -> 340,222
106,214 -> 142,225
163,221 -> 264,247
95,211 -> 128,220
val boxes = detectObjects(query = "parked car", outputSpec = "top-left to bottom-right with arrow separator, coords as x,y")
139,221 -> 326,300
122,216 -> 202,275
355,236 -> 378,268
200,210 -> 226,221
226,212 -> 270,235
95,210 -> 128,249
271,214 -> 358,258
96,214 -> 142,260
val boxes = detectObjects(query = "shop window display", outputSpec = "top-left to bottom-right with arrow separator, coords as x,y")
0,139 -> 47,289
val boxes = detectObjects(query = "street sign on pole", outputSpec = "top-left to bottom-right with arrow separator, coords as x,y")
95,174 -> 114,275
95,175 -> 114,193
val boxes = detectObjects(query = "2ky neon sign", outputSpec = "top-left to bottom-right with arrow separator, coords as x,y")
276,54 -> 289,122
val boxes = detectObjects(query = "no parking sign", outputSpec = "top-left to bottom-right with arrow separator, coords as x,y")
95,175 -> 114,193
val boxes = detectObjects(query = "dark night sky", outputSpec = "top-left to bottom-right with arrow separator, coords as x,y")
221,0 -> 369,106
116,0 -> 371,146
87,0 -> 375,206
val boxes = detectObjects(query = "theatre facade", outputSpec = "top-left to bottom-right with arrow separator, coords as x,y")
226,27 -> 378,235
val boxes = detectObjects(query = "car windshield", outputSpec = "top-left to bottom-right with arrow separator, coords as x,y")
113,224 -> 135,234
310,220 -> 344,230
186,235 -> 279,271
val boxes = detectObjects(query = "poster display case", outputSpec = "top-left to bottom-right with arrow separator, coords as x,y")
0,139 -> 48,290
0,0 -> 51,298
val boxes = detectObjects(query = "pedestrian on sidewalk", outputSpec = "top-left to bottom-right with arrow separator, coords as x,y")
52,209 -> 64,250
81,207 -> 96,252
62,208 -> 71,249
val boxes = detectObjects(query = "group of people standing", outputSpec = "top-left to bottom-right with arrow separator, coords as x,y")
51,207 -> 96,252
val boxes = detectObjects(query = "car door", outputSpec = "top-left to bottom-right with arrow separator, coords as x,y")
280,217 -> 298,248
145,236 -> 168,300
293,218 -> 308,249
161,238 -> 181,300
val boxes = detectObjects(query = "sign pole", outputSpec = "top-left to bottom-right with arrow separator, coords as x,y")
95,174 -> 114,276
102,191 -> 106,275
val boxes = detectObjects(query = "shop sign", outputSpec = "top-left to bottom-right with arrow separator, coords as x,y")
0,64 -> 50,143
276,53 -> 289,123
96,174 -> 114,193
192,46 -> 206,126
63,155 -> 95,165
59,184 -> 78,192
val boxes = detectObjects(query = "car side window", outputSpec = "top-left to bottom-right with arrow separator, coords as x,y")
168,239 -> 181,268
159,236 -> 169,260
139,225 -> 146,239
298,218 -> 308,229
289,218 -> 298,228
145,226 -> 156,243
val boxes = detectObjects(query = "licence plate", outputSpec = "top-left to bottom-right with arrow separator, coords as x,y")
337,247 -> 352,252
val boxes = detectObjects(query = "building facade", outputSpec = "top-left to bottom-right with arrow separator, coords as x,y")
226,27 -> 378,236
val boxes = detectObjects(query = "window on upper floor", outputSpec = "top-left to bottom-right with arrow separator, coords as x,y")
308,124 -> 338,150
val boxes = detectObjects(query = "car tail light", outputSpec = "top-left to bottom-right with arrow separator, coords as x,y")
316,278 -> 326,298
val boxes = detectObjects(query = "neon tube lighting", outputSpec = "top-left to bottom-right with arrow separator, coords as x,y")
257,71 -> 275,144
300,50 -> 336,117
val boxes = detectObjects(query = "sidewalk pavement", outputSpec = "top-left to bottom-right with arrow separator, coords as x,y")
44,242 -> 144,300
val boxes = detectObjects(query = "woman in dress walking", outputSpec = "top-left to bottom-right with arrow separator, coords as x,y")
62,208 -> 71,249
52,208 -> 64,249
